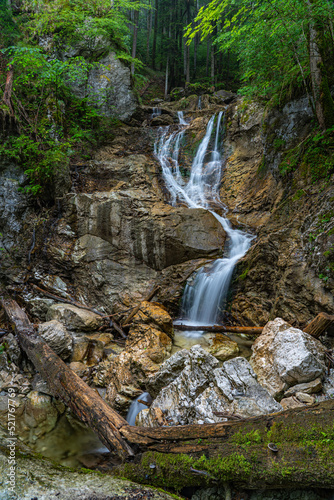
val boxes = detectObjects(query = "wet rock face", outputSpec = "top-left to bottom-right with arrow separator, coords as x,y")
47,150 -> 226,312
221,96 -> 334,325
0,162 -> 32,285
74,192 -> 224,271
137,346 -> 282,427
250,318 -> 326,399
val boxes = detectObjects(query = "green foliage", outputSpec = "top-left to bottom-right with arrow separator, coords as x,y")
186,0 -> 334,104
279,126 -> 334,182
22,0 -> 145,52
0,0 -> 19,48
0,0 -> 138,198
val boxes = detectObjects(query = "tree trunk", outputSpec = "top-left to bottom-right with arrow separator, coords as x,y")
146,1 -> 152,61
165,57 -> 169,98
152,0 -> 158,70
118,400 -> 334,490
206,37 -> 210,77
176,324 -> 263,335
2,63 -> 14,115
131,9 -> 139,75
307,0 -> 334,129
2,298 -> 134,460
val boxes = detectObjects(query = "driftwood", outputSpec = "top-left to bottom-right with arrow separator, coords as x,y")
176,312 -> 334,338
175,324 -> 263,335
303,312 -> 334,338
3,298 -> 334,489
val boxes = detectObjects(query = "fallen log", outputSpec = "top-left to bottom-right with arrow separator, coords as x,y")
303,312 -> 334,338
3,298 -> 334,490
175,323 -> 263,335
2,298 -> 134,459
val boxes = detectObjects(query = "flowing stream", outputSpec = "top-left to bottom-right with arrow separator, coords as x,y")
155,111 -> 254,327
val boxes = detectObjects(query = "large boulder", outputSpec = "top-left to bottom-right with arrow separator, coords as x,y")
73,193 -> 225,271
250,318 -> 327,399
46,304 -> 103,331
137,347 -> 282,427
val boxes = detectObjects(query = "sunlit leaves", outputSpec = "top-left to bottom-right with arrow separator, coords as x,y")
186,0 -> 334,101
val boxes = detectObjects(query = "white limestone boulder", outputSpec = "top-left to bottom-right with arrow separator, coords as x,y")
250,318 -> 326,399
137,349 -> 282,427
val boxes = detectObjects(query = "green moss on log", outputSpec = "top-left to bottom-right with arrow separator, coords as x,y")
115,403 -> 334,491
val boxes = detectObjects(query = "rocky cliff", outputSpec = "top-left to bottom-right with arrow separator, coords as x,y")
1,93 -> 333,327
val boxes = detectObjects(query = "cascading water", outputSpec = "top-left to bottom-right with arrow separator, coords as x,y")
126,392 -> 152,426
155,111 -> 254,327
151,107 -> 162,119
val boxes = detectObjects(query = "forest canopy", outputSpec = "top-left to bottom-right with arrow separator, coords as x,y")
0,0 -> 334,198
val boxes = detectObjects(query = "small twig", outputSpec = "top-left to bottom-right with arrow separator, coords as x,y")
190,467 -> 217,481
110,320 -> 127,339
31,284 -> 105,317
137,399 -> 151,407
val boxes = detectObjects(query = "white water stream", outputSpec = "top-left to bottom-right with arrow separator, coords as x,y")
154,111 -> 254,327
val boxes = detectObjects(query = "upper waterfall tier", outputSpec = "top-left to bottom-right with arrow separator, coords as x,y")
154,111 -> 254,325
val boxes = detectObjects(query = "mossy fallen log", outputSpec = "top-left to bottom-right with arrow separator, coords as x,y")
3,298 -> 334,491
117,401 -> 334,490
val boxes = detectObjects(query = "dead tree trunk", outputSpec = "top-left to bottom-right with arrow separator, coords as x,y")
2,64 -> 14,115
176,324 -> 263,335
2,299 -> 134,459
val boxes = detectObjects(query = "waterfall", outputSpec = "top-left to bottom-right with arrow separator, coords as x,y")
154,111 -> 254,327
152,107 -> 162,119
177,111 -> 189,126
126,392 -> 152,426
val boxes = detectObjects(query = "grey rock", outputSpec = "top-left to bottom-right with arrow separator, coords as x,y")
32,374 -> 54,396
146,349 -> 192,398
46,304 -> 103,331
38,320 -> 73,360
323,368 -> 334,398
280,396 -> 304,410
73,191 -> 225,271
284,378 -> 322,398
64,47 -> 137,121
295,392 -> 315,404
5,333 -> 22,366
250,318 -> 326,399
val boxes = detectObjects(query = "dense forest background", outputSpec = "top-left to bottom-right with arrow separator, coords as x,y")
1,0 -> 334,197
